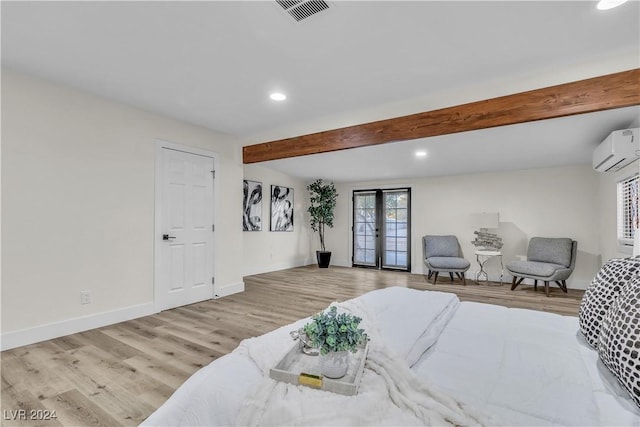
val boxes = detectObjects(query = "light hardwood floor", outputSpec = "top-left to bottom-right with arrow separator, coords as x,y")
1,266 -> 584,426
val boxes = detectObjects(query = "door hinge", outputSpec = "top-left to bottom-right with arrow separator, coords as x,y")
212,224 -> 215,232
211,170 -> 216,179
212,277 -> 215,285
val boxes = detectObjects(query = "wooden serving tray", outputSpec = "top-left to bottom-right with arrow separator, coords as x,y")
269,341 -> 369,396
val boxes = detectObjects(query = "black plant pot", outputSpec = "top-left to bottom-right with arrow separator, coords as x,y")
316,251 -> 332,268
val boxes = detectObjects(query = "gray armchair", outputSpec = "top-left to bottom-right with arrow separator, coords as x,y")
422,235 -> 470,285
506,237 -> 577,297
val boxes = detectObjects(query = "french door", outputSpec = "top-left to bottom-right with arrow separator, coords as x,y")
352,188 -> 411,271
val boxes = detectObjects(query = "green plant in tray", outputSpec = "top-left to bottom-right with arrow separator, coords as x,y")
303,306 -> 367,356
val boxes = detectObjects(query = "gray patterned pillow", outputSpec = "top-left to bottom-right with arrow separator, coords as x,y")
598,274 -> 640,408
579,257 -> 640,348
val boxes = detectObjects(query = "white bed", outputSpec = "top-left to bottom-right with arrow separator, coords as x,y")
142,287 -> 639,426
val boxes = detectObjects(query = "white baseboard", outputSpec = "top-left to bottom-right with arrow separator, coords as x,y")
330,258 -> 351,268
214,281 -> 245,298
1,302 -> 156,351
243,257 -> 314,277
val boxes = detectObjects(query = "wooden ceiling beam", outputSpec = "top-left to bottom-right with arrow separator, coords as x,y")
242,68 -> 640,164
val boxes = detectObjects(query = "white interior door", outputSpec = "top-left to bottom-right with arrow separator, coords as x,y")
158,147 -> 215,311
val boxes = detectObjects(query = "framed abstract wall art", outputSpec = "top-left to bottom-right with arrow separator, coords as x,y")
270,185 -> 294,231
243,180 -> 262,231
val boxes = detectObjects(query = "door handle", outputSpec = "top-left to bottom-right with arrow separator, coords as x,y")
163,234 -> 176,240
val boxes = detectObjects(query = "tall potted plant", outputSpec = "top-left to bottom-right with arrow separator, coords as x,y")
307,179 -> 338,268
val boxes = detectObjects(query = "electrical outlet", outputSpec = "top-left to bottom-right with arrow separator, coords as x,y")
80,290 -> 91,304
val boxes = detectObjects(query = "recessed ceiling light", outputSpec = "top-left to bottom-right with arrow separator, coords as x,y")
270,92 -> 287,101
596,0 -> 628,10
415,150 -> 427,158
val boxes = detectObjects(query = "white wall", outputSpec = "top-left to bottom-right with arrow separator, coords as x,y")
329,165 -> 601,289
242,164 -> 314,275
1,70 -> 245,348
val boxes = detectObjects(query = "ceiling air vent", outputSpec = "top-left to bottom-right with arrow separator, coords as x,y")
276,0 -> 330,22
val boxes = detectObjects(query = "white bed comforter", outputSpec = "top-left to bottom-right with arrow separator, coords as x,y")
234,288 -> 492,426
413,302 -> 640,427
142,287 -> 640,427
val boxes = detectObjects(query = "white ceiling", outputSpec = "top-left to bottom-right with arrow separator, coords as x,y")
2,1 -> 639,182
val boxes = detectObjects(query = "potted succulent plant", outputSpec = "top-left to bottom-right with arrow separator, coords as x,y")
303,306 -> 367,378
307,179 -> 338,268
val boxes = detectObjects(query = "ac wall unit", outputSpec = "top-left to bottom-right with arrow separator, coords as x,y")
593,128 -> 639,173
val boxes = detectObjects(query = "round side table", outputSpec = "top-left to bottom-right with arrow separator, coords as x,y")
475,250 -> 503,285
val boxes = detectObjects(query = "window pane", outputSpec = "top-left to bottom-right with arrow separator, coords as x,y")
397,237 -> 407,251
385,237 -> 397,251
385,251 -> 396,265
385,194 -> 397,208
397,194 -> 408,209
365,249 -> 376,263
366,208 -> 376,222
396,251 -> 407,267
617,174 -> 639,244
365,236 -> 375,249
386,221 -> 397,236
365,195 -> 375,209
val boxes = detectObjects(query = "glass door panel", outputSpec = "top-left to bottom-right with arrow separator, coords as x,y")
383,190 -> 409,269
353,191 -> 377,266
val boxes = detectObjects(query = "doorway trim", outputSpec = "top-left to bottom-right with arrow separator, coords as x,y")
154,139 -> 218,313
